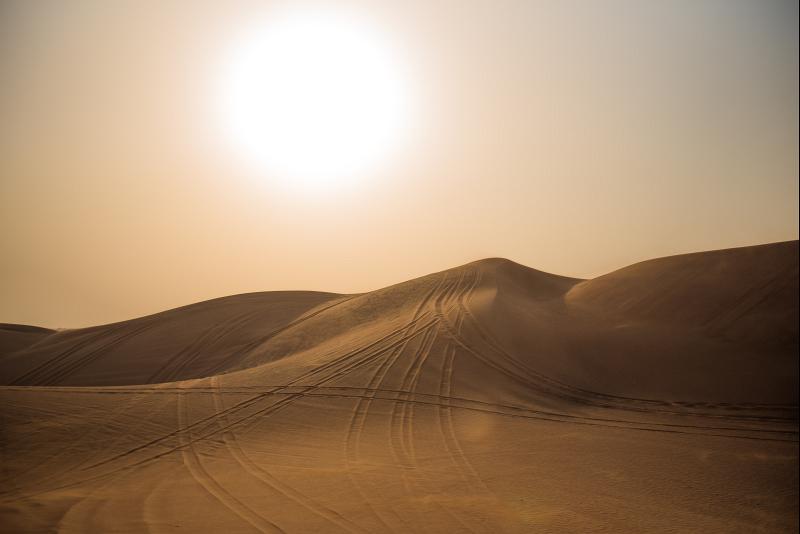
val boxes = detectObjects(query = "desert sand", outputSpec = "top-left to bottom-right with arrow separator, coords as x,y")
1,241 -> 797,533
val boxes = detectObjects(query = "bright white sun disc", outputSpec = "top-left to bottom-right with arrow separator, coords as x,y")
222,11 -> 410,188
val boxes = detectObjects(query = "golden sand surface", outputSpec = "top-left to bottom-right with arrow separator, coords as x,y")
1,242 -> 797,533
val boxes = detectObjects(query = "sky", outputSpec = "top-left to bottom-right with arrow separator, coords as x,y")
1,0 -> 798,328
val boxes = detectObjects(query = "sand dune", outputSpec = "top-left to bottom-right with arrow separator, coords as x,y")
0,291 -> 342,386
0,324 -> 54,358
1,242 -> 797,533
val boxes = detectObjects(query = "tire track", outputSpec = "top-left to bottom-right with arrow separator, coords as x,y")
393,326 -> 438,467
36,322 -> 158,386
177,385 -> 285,533
339,274 -> 447,533
3,382 -> 796,505
0,387 -> 163,495
9,383 -> 793,429
437,268 -> 490,492
228,390 -> 797,443
38,300 -> 435,532
378,270 -> 479,533
209,376 -> 369,534
386,271 -> 460,468
10,329 -> 112,385
392,269 -> 485,534
161,322 -> 438,534
148,309 -> 263,383
346,273 -> 448,464
394,270 -> 464,467
452,266 -> 789,421
202,295 -> 358,378
80,315 -> 438,474
11,320 -> 157,386
7,384 -> 798,426
5,384 -> 793,441
443,282 -> 731,420
109,387 -> 792,440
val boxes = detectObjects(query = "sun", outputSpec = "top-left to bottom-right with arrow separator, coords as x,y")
221,10 -> 410,190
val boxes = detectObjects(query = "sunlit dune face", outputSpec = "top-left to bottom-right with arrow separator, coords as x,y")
222,11 -> 410,190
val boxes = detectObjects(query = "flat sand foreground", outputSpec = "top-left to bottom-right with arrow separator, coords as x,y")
1,242 -> 797,533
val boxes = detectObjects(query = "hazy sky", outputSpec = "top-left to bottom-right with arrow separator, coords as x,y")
1,0 -> 798,328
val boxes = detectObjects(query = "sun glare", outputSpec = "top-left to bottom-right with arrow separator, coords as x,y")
221,10 -> 410,190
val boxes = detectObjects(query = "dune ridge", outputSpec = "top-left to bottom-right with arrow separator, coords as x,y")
1,241 -> 797,533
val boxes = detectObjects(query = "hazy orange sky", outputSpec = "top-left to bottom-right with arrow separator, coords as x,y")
1,0 -> 798,328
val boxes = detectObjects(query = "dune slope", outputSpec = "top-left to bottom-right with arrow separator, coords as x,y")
0,324 -> 54,356
0,291 -> 343,386
1,242 -> 797,533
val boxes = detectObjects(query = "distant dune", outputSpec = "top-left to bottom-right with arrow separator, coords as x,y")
1,241 -> 797,533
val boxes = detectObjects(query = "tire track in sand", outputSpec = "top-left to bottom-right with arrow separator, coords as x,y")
201,295 -> 358,378
340,274 -> 447,533
148,309 -> 263,383
4,379 -> 795,505
397,268 -> 466,466
176,385 -> 285,533
437,268 -> 491,493
210,375 -> 370,534
391,269 -> 482,533
12,320 -> 158,386
82,314 -> 437,475
452,277 -> 783,422
345,273 -> 447,464
363,270 -> 476,533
